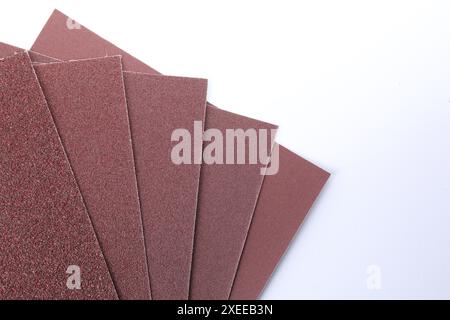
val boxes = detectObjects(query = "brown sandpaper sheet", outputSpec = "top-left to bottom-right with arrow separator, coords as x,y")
31,57 -> 151,300
23,38 -> 208,300
0,43 -> 151,300
33,11 -> 320,299
12,36 -> 208,299
23,38 -> 208,299
230,145 -> 330,300
0,42 -> 58,63
0,52 -> 117,300
123,72 -> 207,300
191,107 -> 276,299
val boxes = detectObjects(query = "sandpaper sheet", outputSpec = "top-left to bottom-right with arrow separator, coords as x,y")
32,57 -> 151,300
0,43 -> 150,299
16,35 -> 208,299
27,42 -> 209,299
230,145 -> 330,300
32,13 -> 160,74
30,10 -> 278,299
0,42 -> 20,57
0,42 -> 58,63
0,52 -> 117,300
19,36 -> 209,299
191,107 -> 277,299
123,72 -> 207,300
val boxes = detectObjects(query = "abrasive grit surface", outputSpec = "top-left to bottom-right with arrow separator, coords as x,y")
0,42 -> 59,63
17,37 -> 208,299
29,11 -> 330,299
31,10 -> 279,300
230,145 -> 330,300
123,72 -> 207,300
190,107 -> 277,300
0,52 -> 117,300
32,57 -> 151,300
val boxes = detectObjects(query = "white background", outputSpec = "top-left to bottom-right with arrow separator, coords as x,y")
2,0 -> 449,299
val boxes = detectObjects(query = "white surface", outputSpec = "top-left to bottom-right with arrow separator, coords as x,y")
2,0 -> 449,299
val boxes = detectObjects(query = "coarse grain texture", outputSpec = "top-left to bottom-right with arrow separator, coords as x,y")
31,10 -> 278,300
123,72 -> 207,300
230,145 -> 330,300
30,10 -> 328,301
0,52 -> 117,300
3,40 -> 208,299
33,57 -> 151,300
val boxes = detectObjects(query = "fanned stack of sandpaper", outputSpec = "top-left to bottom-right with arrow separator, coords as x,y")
0,10 -> 330,300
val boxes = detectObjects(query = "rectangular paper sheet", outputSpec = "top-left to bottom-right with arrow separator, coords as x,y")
33,57 -> 151,300
230,145 -> 330,300
123,72 -> 207,299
